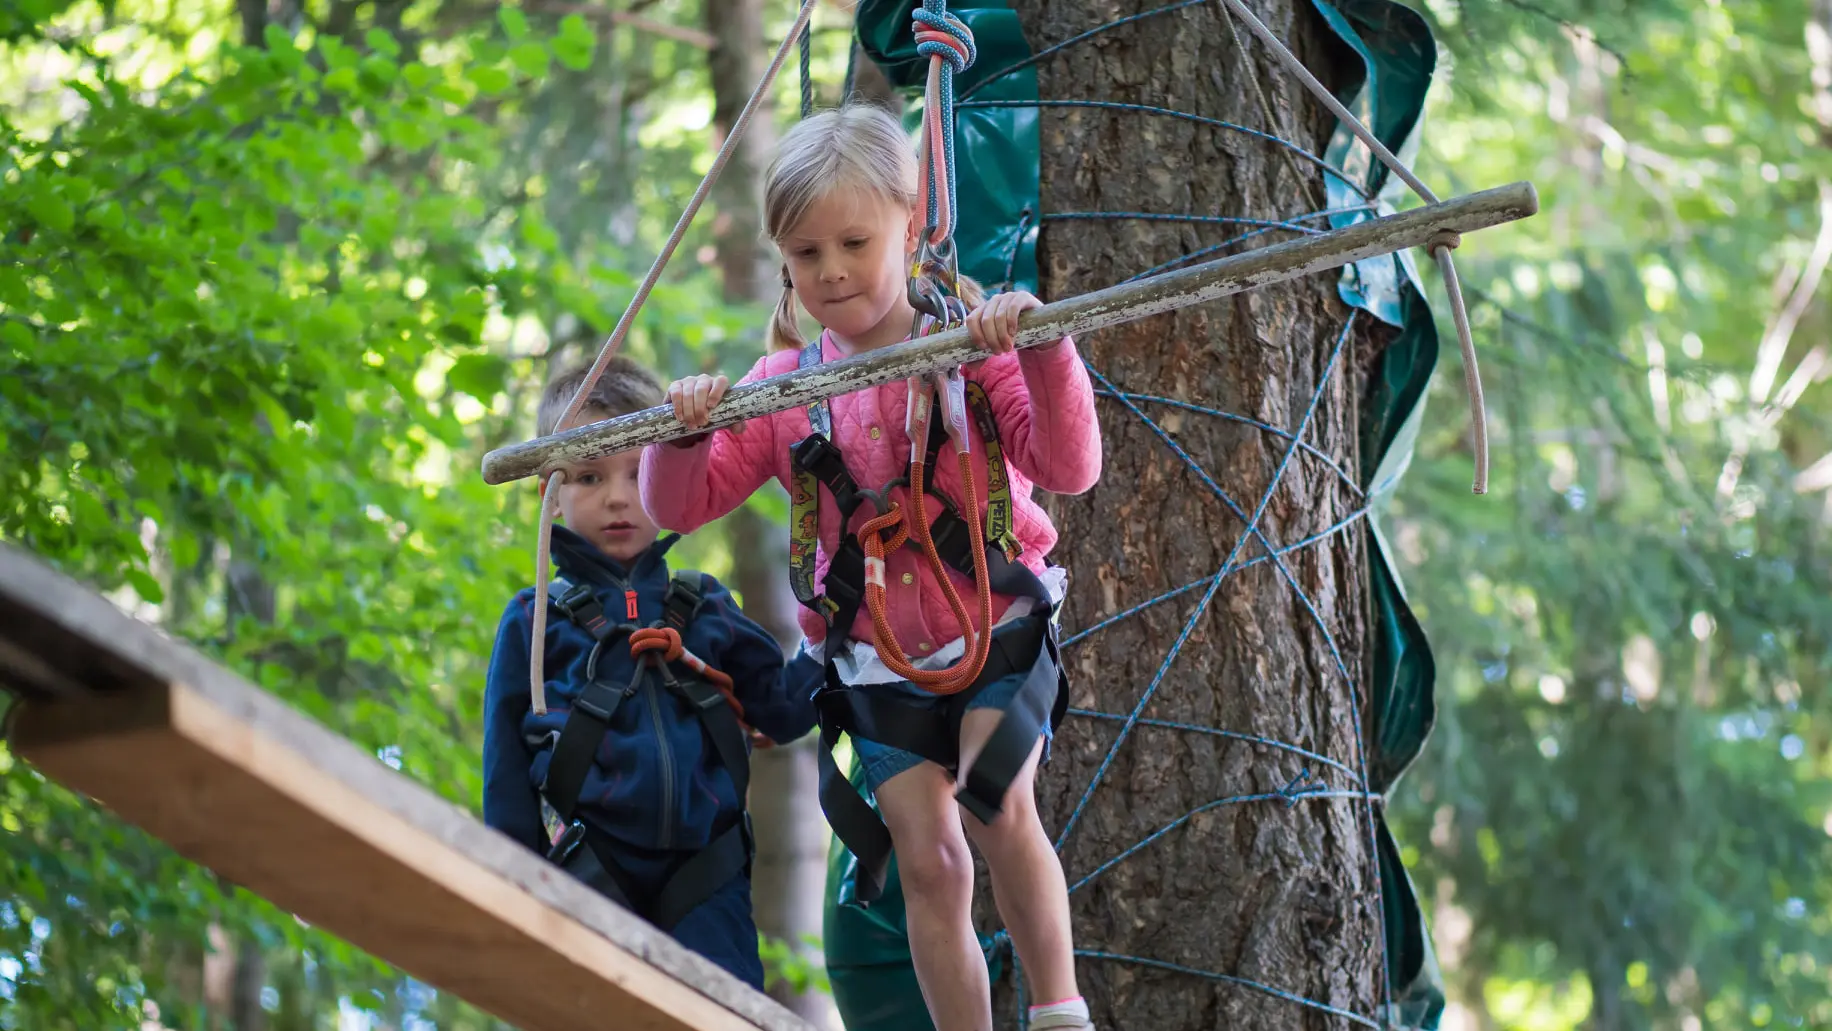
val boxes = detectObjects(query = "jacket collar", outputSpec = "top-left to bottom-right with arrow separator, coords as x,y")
548,524 -> 682,589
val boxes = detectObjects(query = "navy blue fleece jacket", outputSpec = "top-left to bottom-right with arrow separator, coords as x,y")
483,525 -> 820,854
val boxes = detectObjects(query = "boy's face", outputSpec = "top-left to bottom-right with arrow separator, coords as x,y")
553,412 -> 659,564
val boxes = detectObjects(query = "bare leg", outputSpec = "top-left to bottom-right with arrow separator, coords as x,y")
957,709 -> 1080,1008
876,760 -> 993,1031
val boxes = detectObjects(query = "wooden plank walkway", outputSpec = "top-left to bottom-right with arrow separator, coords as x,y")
0,542 -> 815,1031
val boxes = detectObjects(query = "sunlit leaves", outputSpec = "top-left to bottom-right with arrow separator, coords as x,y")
1391,0 -> 1832,1024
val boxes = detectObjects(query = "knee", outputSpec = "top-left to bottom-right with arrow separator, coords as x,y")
962,778 -> 1042,853
897,834 -> 974,908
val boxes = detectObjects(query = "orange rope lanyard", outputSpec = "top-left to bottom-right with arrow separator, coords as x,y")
630,626 -> 773,749
857,366 -> 993,695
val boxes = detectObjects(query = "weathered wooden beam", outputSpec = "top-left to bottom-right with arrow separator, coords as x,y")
480,180 -> 1538,486
0,542 -> 814,1031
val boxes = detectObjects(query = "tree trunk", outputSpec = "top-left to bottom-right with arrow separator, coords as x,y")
704,1 -> 832,1023
705,0 -> 777,303
1003,0 -> 1384,1026
845,39 -> 901,112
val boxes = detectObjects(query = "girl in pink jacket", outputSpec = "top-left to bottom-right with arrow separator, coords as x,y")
641,104 -> 1102,1031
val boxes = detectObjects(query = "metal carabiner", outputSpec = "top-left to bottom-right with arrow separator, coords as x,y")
907,275 -> 950,326
920,234 -> 959,287
907,235 -> 964,329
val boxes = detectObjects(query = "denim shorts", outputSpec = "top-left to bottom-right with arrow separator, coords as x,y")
853,667 -> 1055,795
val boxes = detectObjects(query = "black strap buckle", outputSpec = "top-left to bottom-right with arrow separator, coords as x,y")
791,434 -> 865,514
669,672 -> 723,712
572,680 -> 622,721
555,583 -> 613,639
546,819 -> 587,865
662,574 -> 701,631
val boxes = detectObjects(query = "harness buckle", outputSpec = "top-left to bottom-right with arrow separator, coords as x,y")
547,819 -> 588,865
573,690 -> 618,722
554,582 -> 602,625
792,433 -> 866,514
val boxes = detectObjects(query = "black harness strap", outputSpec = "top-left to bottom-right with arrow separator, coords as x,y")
542,579 -> 641,823
538,571 -> 755,931
786,344 -> 1072,907
953,621 -> 1068,825
817,611 -> 1067,902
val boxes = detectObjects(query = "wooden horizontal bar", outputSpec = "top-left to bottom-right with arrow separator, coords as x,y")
0,543 -> 813,1031
480,180 -> 1539,485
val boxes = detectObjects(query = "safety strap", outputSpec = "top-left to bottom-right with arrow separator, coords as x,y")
788,341 -> 837,618
787,339 -> 1025,631
539,571 -> 754,917
543,575 -> 641,823
653,570 -> 752,802
549,814 -> 754,932
816,611 -> 1067,905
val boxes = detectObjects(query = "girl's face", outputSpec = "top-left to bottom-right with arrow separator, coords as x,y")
779,187 -> 921,353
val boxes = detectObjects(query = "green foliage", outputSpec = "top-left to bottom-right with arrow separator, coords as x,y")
759,933 -> 832,998
0,0 -> 769,1025
10,0 -> 1829,1027
1386,1 -> 1832,1026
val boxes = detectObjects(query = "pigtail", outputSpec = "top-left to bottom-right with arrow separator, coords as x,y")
953,271 -> 988,311
768,270 -> 806,352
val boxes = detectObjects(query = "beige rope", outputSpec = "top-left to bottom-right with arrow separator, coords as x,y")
1218,0 -> 1491,494
530,474 -> 562,715
529,0 -> 823,712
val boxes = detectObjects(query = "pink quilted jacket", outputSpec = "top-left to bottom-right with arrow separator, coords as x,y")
639,330 -> 1102,653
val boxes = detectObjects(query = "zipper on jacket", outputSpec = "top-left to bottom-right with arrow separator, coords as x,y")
645,676 -> 677,848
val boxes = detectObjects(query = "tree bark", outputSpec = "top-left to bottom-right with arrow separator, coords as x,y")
704,1 -> 832,1023
1002,0 -> 1383,1026
845,39 -> 901,112
705,0 -> 778,303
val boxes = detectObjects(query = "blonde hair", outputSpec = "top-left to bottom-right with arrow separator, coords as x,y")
537,356 -> 665,436
763,103 -> 985,351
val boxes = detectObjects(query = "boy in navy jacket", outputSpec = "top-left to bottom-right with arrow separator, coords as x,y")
483,357 -> 819,989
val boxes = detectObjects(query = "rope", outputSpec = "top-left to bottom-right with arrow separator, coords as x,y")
958,100 -> 1377,204
528,0 -> 821,710
630,626 -> 773,749
858,2 -> 999,689
799,21 -> 814,119
913,0 -> 974,244
842,37 -> 859,102
859,447 -> 995,693
1216,0 -> 1487,493
528,478 -> 561,715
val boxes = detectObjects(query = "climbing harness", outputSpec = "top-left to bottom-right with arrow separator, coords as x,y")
537,568 -> 764,930
790,343 -> 1068,906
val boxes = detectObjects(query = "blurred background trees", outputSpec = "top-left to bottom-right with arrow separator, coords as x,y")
2,0 -> 1829,1027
